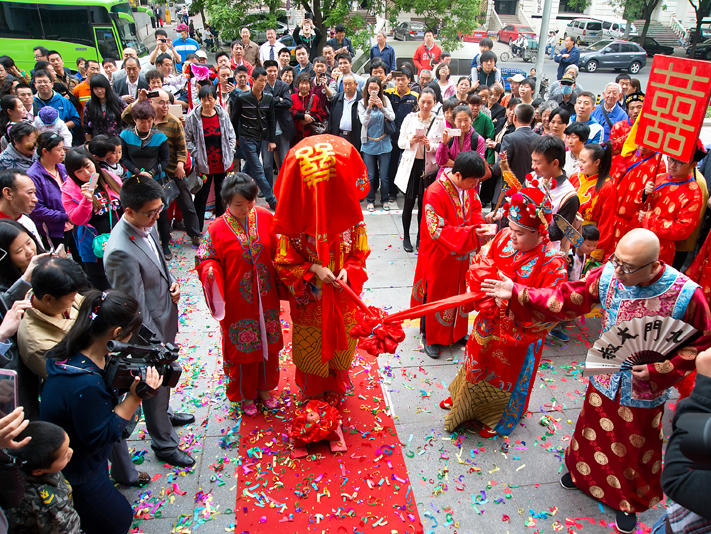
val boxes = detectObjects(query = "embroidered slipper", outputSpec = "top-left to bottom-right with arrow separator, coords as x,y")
242,401 -> 258,417
479,425 -> 497,438
439,397 -> 453,410
259,394 -> 278,410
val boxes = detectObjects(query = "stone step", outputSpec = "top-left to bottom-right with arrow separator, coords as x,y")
633,20 -> 683,46
498,14 -> 522,26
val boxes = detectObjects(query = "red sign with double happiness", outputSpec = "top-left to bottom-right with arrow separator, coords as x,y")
636,55 -> 711,162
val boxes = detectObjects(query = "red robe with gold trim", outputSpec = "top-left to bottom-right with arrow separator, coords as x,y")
411,174 -> 484,346
274,224 -> 370,397
577,174 -> 616,260
508,264 -> 711,513
687,231 -> 711,305
641,172 -> 703,265
612,152 -> 665,250
195,208 -> 283,402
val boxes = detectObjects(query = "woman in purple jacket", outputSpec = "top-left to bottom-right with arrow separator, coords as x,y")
26,131 -> 71,249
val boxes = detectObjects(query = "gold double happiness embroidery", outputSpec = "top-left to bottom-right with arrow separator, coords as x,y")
295,142 -> 336,187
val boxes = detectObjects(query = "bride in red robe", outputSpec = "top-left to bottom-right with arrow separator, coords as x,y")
442,186 -> 568,436
272,135 -> 371,401
195,173 -> 284,415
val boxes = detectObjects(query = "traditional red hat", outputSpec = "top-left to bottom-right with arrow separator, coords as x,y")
504,186 -> 552,235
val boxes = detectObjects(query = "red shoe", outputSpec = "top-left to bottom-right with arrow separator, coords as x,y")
439,397 -> 452,410
479,425 -> 497,438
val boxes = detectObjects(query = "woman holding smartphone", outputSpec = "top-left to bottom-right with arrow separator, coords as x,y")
358,76 -> 395,212
61,148 -> 122,289
394,88 -> 444,252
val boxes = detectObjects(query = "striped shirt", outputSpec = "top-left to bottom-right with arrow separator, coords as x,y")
154,113 -> 187,175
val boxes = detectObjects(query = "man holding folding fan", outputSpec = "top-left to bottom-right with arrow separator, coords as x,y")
482,228 -> 711,534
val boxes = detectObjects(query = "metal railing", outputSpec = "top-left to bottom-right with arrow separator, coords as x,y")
670,17 -> 689,45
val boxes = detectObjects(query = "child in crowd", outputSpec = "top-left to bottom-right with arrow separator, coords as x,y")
569,224 -> 601,281
4,420 -> 81,533
32,107 -> 72,148
549,224 -> 600,343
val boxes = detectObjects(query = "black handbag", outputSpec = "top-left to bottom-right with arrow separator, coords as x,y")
306,94 -> 327,134
161,178 -> 180,206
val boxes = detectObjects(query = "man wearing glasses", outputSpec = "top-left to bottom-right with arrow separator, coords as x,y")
640,142 -> 707,268
103,176 -> 196,469
482,228 -> 711,534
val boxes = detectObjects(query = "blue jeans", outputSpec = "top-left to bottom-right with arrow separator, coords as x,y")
546,44 -> 555,59
364,151 -> 391,204
240,136 -> 277,205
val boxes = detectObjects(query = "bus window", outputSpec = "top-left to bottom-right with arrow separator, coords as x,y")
94,27 -> 121,60
115,16 -> 148,55
40,5 -> 93,46
0,2 -> 40,38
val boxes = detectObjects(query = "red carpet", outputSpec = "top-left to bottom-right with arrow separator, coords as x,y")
233,305 -> 423,533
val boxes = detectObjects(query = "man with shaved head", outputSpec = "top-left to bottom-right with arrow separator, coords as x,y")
482,228 -> 711,534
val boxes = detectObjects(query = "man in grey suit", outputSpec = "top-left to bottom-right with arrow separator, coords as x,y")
104,176 -> 195,468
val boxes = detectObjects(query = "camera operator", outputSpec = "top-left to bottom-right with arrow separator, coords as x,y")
654,348 -> 711,533
103,175 -> 195,467
40,290 -> 161,534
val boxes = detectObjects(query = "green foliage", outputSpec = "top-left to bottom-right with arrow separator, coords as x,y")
387,0 -> 484,50
204,0 -> 249,42
296,0 -> 485,53
564,0 -> 592,11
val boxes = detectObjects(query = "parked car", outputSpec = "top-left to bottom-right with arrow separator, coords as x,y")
687,37 -> 711,59
353,41 -> 477,81
276,34 -> 297,60
244,11 -> 289,44
599,18 -> 638,39
497,24 -> 536,45
460,29 -> 489,43
578,39 -> 647,73
687,23 -> 711,45
630,36 -> 674,56
565,18 -> 603,46
393,21 -> 432,41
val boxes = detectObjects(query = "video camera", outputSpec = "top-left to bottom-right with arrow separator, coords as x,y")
104,325 -> 182,396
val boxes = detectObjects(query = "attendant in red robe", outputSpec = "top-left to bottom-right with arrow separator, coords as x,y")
483,228 -> 711,534
611,147 -> 665,251
577,142 -> 615,260
641,145 -> 706,265
411,151 -> 490,358
272,135 -> 370,401
687,231 -> 711,305
442,186 -> 567,436
608,121 -> 632,184
195,173 -> 284,415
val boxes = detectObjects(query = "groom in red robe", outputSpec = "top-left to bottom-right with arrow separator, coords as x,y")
411,151 -> 492,358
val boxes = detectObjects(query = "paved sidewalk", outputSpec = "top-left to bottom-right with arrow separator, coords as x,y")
120,208 -> 673,533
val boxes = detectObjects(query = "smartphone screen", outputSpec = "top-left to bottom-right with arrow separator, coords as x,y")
0,370 -> 17,418
146,91 -> 160,98
448,128 -> 462,137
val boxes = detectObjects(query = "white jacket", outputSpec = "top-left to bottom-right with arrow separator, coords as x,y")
394,110 -> 445,193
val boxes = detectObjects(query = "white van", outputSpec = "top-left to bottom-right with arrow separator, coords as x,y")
598,18 -> 639,39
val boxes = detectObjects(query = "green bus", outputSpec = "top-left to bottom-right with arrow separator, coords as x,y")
0,0 -> 149,72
